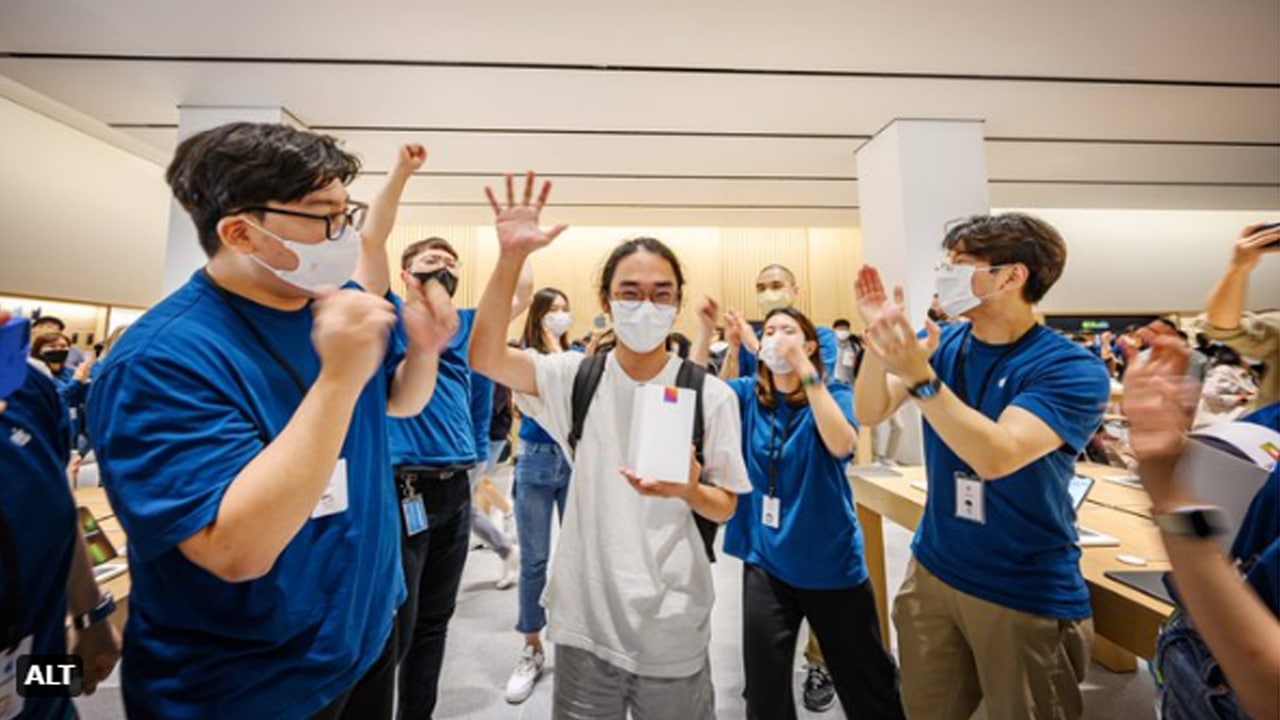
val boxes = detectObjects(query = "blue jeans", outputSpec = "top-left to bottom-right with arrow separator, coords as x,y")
514,441 -> 571,634
1154,610 -> 1247,719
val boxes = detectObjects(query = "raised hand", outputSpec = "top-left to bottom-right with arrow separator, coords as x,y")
863,308 -> 940,385
394,143 -> 428,177
1122,336 -> 1198,464
695,295 -> 720,334
855,265 -> 905,328
402,274 -> 459,356
724,308 -> 757,353
485,171 -> 568,257
1229,221 -> 1280,271
311,288 -> 397,388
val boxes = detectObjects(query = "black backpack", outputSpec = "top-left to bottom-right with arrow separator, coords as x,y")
567,352 -> 721,562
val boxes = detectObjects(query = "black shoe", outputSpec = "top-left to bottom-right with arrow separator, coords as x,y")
802,663 -> 836,712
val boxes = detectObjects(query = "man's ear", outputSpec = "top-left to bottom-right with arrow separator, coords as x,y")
217,216 -> 254,255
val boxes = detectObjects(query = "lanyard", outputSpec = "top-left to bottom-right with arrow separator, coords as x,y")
203,271 -> 308,397
952,325 -> 1039,409
0,510 -> 23,650
765,403 -> 793,497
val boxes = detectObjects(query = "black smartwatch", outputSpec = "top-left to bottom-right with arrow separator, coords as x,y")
73,591 -> 117,630
906,377 -> 943,401
1152,506 -> 1230,539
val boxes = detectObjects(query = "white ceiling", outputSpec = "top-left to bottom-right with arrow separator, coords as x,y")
2,0 -> 1278,225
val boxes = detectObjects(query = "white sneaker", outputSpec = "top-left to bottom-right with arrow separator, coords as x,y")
496,547 -> 520,590
505,644 -> 545,704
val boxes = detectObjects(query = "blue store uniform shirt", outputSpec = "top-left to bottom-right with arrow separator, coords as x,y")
723,378 -> 867,589
87,271 -> 405,720
914,322 -> 1110,619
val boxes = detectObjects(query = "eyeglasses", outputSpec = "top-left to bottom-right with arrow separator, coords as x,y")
610,289 -> 679,308
233,201 -> 369,241
934,261 -> 1010,273
415,254 -> 462,271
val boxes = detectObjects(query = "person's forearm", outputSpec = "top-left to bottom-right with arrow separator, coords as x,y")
1205,265 -> 1251,330
690,325 -> 712,367
66,523 -> 104,616
804,381 -> 858,458
353,169 -> 413,296
388,351 -> 439,417
685,484 -> 737,523
511,257 -> 535,318
180,373 -> 362,582
853,353 -> 901,426
471,252 -> 538,394
913,384 -> 1033,479
719,346 -> 739,379
1161,533 -> 1280,719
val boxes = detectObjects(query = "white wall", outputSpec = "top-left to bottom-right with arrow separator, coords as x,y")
0,96 -> 169,307
1013,208 -> 1280,314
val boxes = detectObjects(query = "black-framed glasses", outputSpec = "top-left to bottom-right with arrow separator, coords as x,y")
233,201 -> 369,240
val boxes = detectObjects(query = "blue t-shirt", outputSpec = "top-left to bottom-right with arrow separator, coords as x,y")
388,304 -> 479,466
913,322 -> 1110,619
722,378 -> 867,589
738,324 -> 840,381
470,372 -> 494,464
86,271 -> 405,720
0,367 -> 75,720
518,414 -> 557,445
1234,403 -> 1280,616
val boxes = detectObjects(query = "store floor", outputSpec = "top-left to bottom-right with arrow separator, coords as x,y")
76,464 -> 1158,719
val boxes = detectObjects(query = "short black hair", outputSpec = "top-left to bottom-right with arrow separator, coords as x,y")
832,318 -> 851,329
32,315 -> 64,330
943,213 -> 1067,304
166,122 -> 362,257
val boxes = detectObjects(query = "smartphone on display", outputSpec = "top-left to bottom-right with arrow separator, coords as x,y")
1257,221 -> 1280,249
0,316 -> 31,400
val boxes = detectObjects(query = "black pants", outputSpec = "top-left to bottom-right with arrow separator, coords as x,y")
394,469 -> 472,719
742,563 -> 906,720
310,625 -> 399,720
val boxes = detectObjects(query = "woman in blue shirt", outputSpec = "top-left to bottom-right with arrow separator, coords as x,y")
30,332 -> 91,452
723,307 -> 905,720
504,287 -> 575,704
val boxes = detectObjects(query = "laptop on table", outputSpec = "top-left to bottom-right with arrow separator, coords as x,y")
79,506 -> 127,583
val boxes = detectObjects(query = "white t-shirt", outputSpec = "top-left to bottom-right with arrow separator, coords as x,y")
516,352 -> 751,678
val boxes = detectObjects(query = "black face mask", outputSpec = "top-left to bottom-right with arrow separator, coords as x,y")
413,268 -> 458,298
41,349 -> 70,365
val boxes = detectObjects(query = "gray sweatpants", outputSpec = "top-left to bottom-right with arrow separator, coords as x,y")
468,468 -> 511,560
552,644 -> 715,720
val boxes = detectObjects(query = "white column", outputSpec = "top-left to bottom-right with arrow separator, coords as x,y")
855,119 -> 989,464
855,119 -> 990,326
161,106 -> 303,295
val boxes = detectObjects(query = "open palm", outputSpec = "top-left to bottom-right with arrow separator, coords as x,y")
486,171 -> 568,254
855,265 -> 905,327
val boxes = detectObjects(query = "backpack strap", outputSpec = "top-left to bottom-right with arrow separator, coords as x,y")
675,359 -> 721,563
674,360 -> 707,469
568,352 -> 609,459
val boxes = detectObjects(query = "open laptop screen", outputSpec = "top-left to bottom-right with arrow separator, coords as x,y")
1067,474 -> 1095,512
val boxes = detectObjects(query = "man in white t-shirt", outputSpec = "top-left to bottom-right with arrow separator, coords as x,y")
469,173 -> 751,718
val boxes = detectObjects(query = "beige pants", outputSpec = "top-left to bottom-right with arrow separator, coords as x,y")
893,558 -> 1093,720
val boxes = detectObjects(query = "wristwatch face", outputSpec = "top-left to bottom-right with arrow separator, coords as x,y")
1156,507 -> 1228,538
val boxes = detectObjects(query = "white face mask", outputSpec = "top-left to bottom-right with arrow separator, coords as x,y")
758,335 -> 794,375
609,300 -> 677,353
835,329 -> 851,342
542,310 -> 573,338
934,263 -> 1009,318
757,289 -> 792,315
709,340 -> 730,355
246,221 -> 361,293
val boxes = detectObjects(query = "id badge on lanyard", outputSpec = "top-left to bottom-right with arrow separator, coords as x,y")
954,471 -> 986,524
